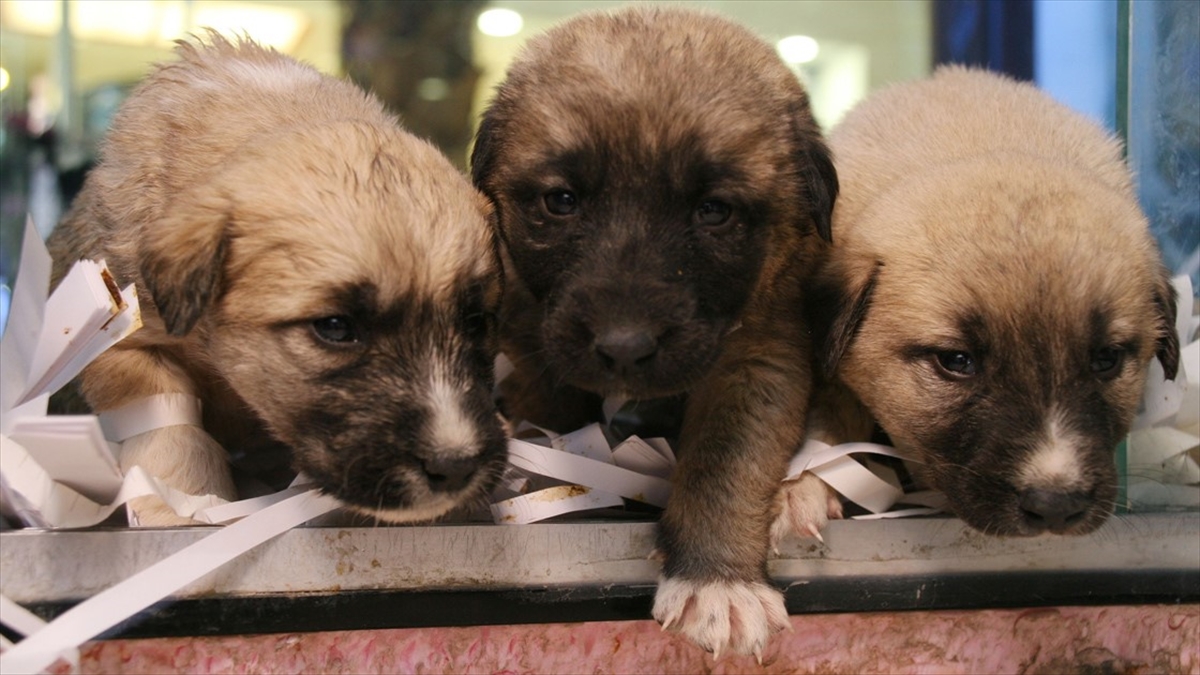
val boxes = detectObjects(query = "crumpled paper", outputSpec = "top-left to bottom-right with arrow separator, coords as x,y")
1127,275 -> 1200,510
0,218 -> 343,673
0,217 -> 143,529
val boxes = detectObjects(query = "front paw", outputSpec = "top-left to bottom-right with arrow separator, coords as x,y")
126,495 -> 205,526
652,575 -> 790,660
120,425 -> 236,526
770,472 -> 843,550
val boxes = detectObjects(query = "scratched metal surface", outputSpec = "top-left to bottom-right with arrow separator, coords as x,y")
2,513 -> 1197,604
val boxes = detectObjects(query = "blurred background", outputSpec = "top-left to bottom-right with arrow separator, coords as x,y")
0,0 -> 1195,331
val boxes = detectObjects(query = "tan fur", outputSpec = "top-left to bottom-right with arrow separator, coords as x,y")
472,6 -> 837,658
49,34 -> 507,525
785,67 -> 1179,538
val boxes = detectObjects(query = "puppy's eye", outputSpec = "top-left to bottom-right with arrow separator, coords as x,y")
312,316 -> 359,345
463,310 -> 495,339
542,190 -> 578,217
1090,346 -> 1124,379
934,350 -> 977,378
695,199 -> 733,229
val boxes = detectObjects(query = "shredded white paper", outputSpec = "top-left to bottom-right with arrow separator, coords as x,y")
1127,275 -> 1200,509
3,214 -> 1194,673
0,487 -> 339,675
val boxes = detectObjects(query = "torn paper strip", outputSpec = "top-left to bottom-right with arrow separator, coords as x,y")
490,485 -> 625,524
785,439 -> 917,515
0,488 -> 341,675
18,263 -> 140,407
0,217 -> 52,428
1127,274 -> 1199,510
0,435 -> 230,529
507,438 -> 672,508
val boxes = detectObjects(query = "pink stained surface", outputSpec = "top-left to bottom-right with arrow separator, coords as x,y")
72,604 -> 1199,675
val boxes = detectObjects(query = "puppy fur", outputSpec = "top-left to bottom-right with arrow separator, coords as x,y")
471,6 -> 836,657
783,66 -> 1179,539
48,34 -> 508,525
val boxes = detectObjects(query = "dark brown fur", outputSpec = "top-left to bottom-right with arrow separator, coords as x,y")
471,6 -> 836,655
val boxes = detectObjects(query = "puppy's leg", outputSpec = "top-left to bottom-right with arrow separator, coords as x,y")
653,323 -> 808,659
770,381 -> 874,549
121,426 -> 233,525
770,473 -> 843,550
82,344 -> 235,525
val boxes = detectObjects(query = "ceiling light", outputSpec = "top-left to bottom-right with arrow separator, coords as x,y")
0,1 -> 309,53
477,8 -> 523,37
777,35 -> 820,65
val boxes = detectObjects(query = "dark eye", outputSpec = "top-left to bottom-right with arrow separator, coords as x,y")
1090,346 -> 1124,379
312,316 -> 358,345
934,350 -> 977,378
695,199 -> 733,229
542,189 -> 578,217
463,310 -> 494,339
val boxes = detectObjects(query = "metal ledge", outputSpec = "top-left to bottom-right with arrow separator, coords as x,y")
2,513 -> 1197,604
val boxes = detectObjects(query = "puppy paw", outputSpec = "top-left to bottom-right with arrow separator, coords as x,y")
120,425 -> 236,526
652,576 -> 790,661
770,472 -> 842,550
126,495 -> 205,527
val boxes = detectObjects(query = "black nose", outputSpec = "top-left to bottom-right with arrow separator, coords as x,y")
594,327 -> 659,372
1019,489 -> 1089,531
420,456 -> 476,493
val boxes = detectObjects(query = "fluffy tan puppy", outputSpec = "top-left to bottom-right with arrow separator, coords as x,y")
48,35 -> 509,525
777,67 -> 1179,540
472,6 -> 837,658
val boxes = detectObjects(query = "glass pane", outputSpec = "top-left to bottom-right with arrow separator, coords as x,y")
1125,0 -> 1200,292
1122,0 -> 1200,514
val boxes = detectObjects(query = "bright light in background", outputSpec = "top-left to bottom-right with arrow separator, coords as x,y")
477,8 -> 523,37
0,67 -> 10,92
192,4 -> 309,51
777,35 -> 820,64
0,1 -> 309,52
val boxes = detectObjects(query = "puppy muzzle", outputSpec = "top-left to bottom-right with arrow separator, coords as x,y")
542,279 -> 725,397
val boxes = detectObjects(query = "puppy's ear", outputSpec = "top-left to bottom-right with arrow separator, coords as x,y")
788,98 -> 838,243
806,258 -> 880,380
470,108 -> 503,191
799,137 -> 838,243
138,190 -> 230,336
1152,267 -> 1180,380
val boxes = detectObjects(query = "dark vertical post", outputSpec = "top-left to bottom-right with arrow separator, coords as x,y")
340,0 -> 487,169
933,0 -> 1035,80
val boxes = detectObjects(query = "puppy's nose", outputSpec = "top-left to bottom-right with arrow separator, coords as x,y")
420,455 -> 477,493
594,327 -> 658,372
1018,489 -> 1089,531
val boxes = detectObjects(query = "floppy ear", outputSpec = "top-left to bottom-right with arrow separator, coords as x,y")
138,190 -> 230,336
788,98 -> 838,243
469,107 -> 503,191
806,258 -> 880,380
1151,267 -> 1180,380
799,137 -> 838,243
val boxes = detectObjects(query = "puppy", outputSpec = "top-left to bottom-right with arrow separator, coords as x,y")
471,6 -> 836,657
778,66 -> 1179,540
48,34 -> 508,525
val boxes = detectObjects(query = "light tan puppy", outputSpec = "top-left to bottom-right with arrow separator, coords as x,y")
776,67 -> 1179,540
49,35 -> 508,525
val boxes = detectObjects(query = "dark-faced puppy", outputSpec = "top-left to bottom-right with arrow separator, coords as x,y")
48,34 -> 508,525
780,66 -> 1179,539
472,6 -> 836,657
